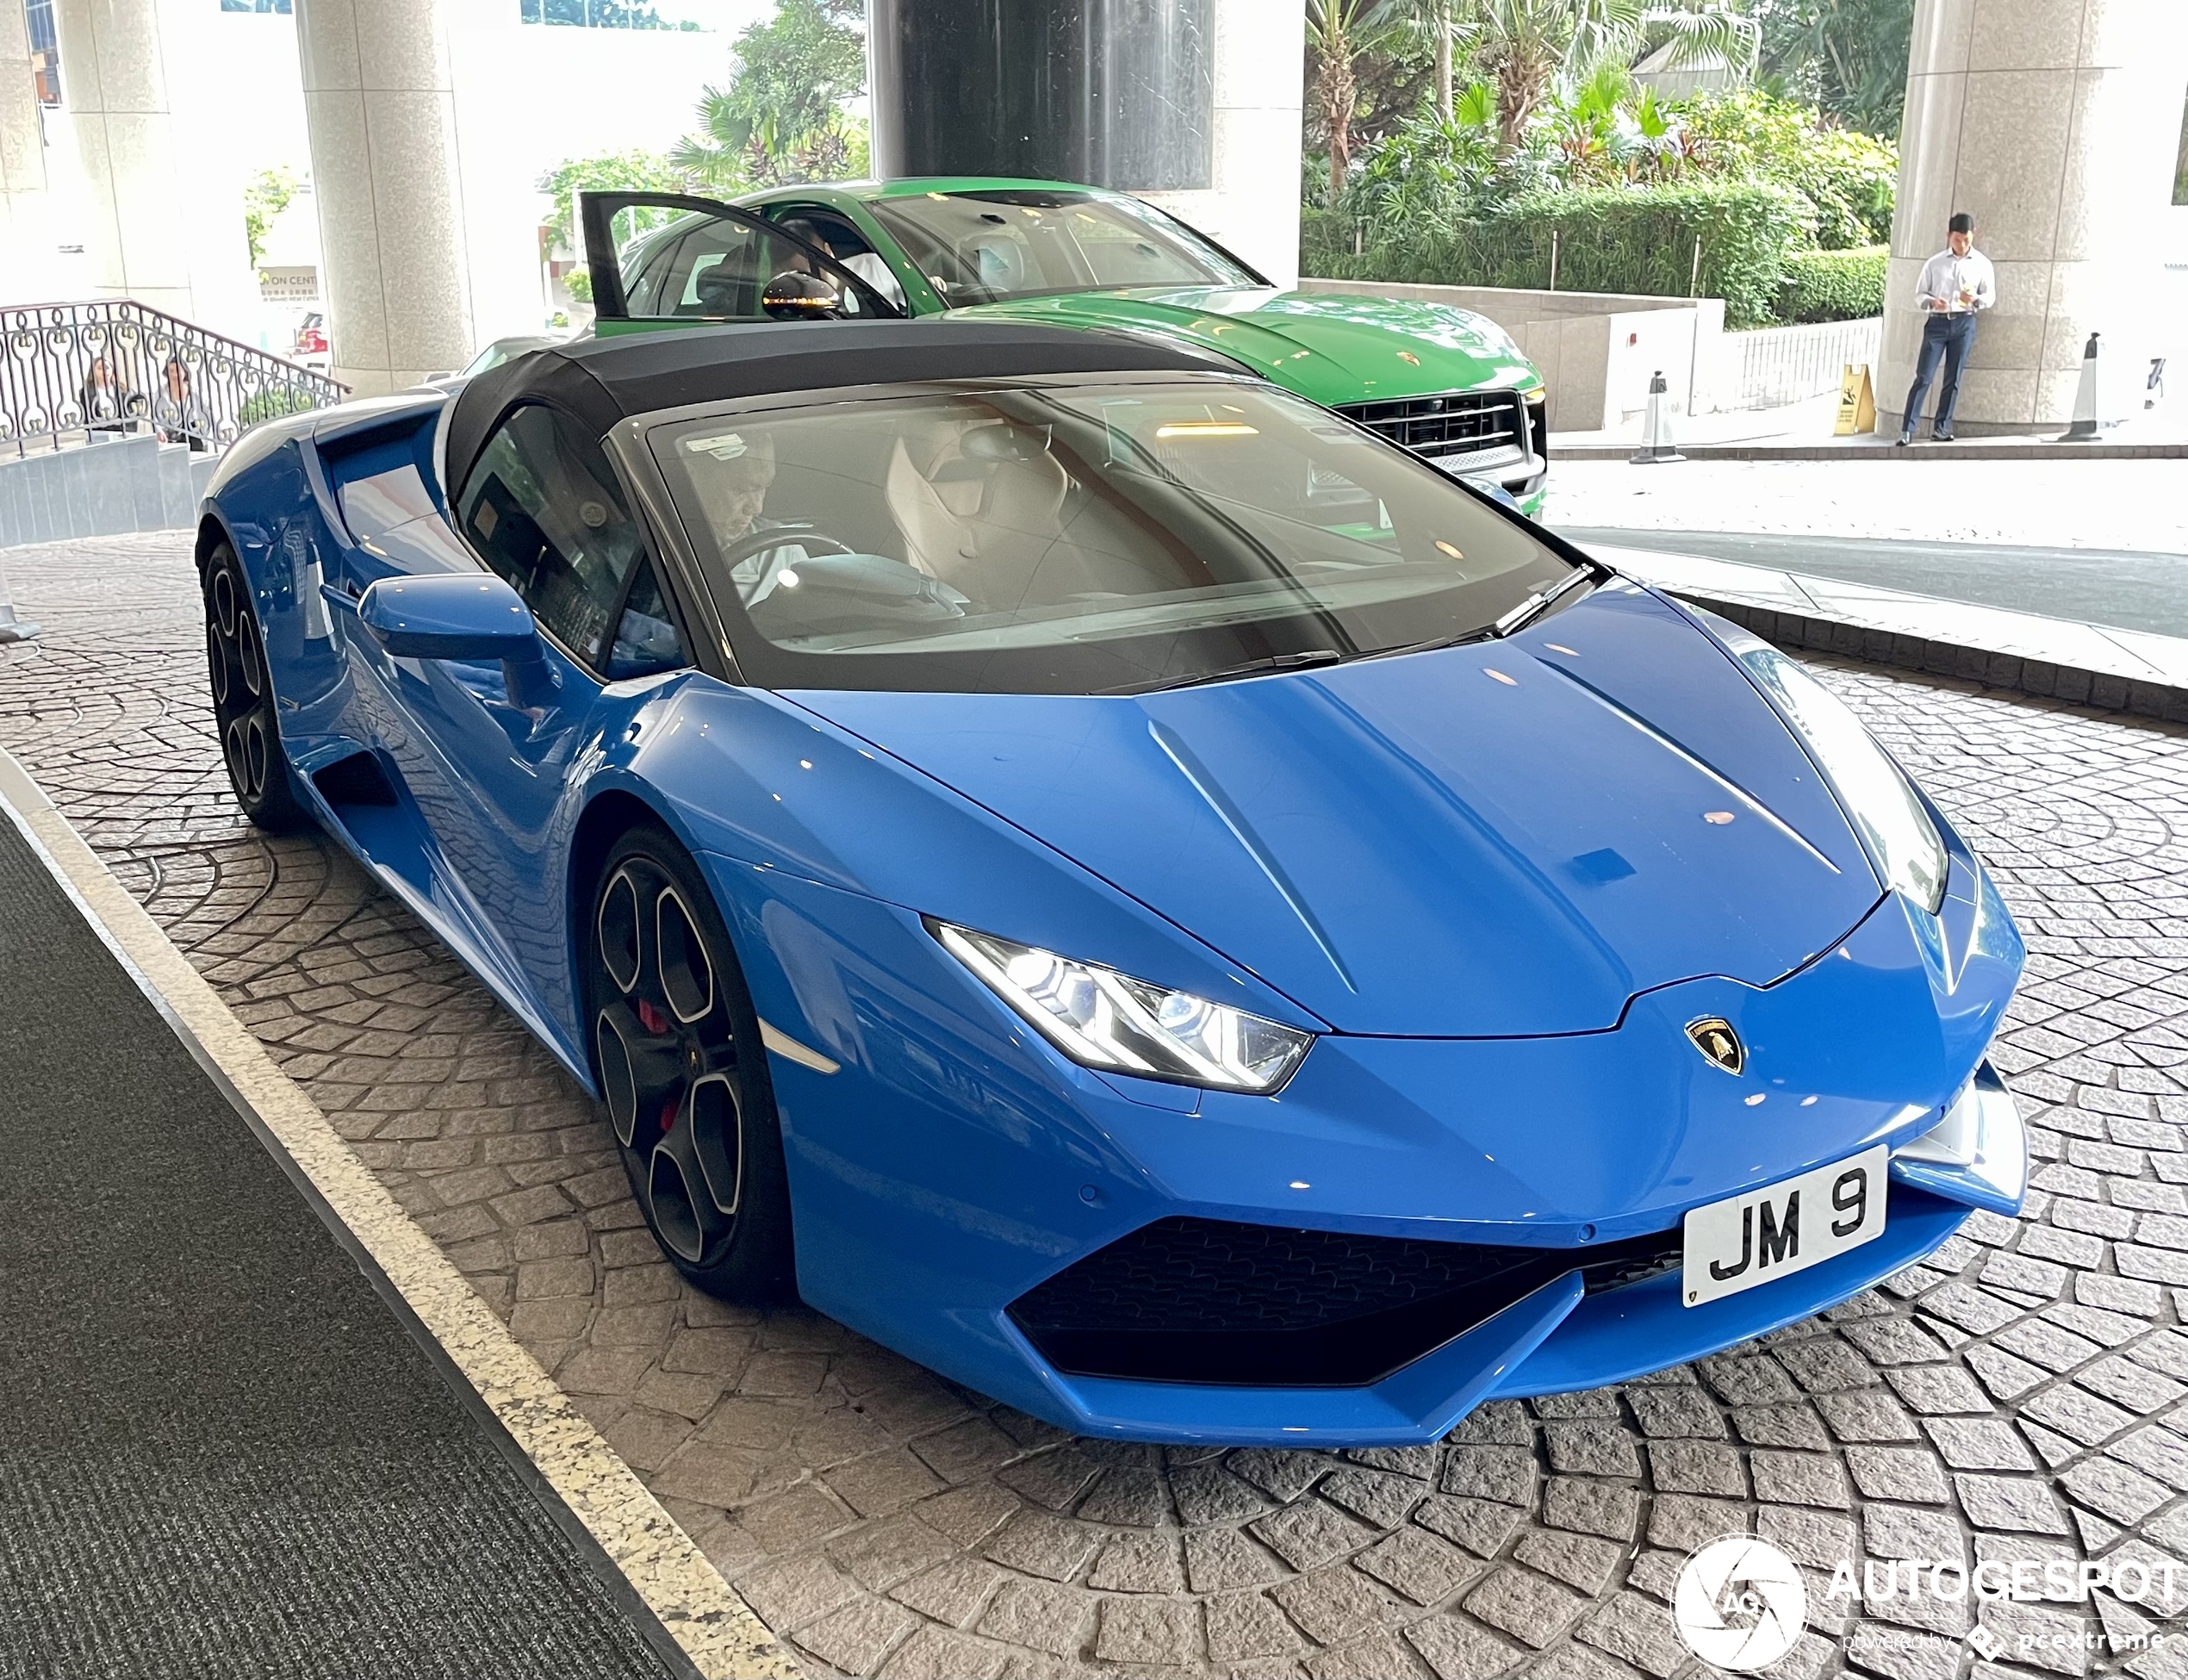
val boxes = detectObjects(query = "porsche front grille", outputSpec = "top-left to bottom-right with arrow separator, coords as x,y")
1008,1216 -> 1681,1387
1336,389 -> 1527,463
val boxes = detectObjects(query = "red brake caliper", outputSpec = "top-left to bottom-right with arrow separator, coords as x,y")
659,1096 -> 678,1135
637,999 -> 670,1035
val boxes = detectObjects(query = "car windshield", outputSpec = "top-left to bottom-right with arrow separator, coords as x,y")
646,378 -> 1579,696
863,189 -> 1258,306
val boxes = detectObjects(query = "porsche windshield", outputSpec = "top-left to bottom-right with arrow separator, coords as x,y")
649,378 -> 1579,696
863,190 -> 1258,304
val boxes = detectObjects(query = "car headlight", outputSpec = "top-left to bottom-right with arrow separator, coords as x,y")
932,920 -> 1314,1093
1727,639 -> 1949,914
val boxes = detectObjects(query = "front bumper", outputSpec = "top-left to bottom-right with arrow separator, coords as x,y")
719,829 -> 2022,1447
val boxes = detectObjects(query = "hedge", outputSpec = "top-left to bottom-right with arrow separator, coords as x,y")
1302,182 -> 1810,330
1779,245 -> 1887,324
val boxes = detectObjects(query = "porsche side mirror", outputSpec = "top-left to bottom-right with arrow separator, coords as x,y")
761,270 -> 842,320
358,573 -> 557,708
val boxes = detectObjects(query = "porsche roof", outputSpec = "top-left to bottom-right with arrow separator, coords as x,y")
445,320 -> 1224,494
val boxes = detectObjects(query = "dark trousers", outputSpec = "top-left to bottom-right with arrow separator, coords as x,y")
1903,311 -> 1977,436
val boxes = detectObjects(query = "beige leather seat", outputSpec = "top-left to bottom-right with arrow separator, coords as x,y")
886,416 -> 1193,613
886,421 -> 1072,609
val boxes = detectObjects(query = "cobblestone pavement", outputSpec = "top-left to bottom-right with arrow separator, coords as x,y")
9,531 -> 2188,1680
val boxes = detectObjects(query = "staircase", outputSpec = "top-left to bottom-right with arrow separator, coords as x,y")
0,300 -> 349,547
1,298 -> 345,457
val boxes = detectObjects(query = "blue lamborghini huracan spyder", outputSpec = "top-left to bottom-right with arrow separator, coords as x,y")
198,319 -> 2025,1445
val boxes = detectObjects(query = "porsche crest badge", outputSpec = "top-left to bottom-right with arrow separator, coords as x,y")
1686,1017 -> 1744,1075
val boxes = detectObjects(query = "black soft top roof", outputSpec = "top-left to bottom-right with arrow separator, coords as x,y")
444,320 -> 1228,494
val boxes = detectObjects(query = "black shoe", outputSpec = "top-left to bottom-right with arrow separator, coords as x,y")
1931,430 -> 1955,442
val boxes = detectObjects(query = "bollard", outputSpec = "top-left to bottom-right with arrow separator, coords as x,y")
0,570 -> 40,645
1631,370 -> 1684,464
0,600 -> 40,645
2061,332 -> 2104,440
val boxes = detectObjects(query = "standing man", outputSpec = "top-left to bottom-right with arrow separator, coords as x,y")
1898,212 -> 1994,445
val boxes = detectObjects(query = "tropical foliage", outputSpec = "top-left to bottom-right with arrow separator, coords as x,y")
538,0 -> 872,304
670,0 -> 869,191
242,166 -> 303,270
1303,84 -> 1897,324
1458,0 -> 1758,150
1675,90 -> 1895,246
539,152 -> 691,258
1302,0 -> 1900,326
1749,0 -> 1913,137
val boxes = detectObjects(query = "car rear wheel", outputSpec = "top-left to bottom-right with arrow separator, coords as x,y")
203,539 -> 308,831
584,824 -> 796,1304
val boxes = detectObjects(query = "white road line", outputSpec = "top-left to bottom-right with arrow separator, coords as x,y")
0,748 -> 799,1680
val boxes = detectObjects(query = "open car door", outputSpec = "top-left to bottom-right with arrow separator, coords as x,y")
579,190 -> 902,332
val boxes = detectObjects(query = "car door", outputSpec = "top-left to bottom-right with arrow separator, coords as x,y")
370,398 -> 700,1022
579,190 -> 902,334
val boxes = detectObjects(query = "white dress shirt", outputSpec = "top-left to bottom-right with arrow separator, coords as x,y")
1915,247 -> 1995,315
840,251 -> 905,311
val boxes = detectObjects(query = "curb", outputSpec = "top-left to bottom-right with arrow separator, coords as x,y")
1671,593 -> 2188,725
1552,439 -> 2188,463
0,748 -> 799,1680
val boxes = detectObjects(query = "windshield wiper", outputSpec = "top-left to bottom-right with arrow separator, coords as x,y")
1358,569 -> 1600,666
1127,647 -> 1344,694
1493,567 -> 1597,638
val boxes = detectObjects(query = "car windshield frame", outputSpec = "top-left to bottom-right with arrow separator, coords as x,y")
862,189 -> 1261,307
622,371 -> 1585,698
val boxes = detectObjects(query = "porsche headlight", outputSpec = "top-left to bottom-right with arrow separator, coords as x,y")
1731,642 -> 1949,914
933,921 -> 1313,1093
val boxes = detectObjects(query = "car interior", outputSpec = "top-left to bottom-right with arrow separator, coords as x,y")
651,387 -> 1540,655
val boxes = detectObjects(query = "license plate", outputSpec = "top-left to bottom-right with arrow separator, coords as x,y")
1682,1145 -> 1888,1307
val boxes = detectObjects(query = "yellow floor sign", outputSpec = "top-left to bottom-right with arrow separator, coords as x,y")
1836,364 -> 1876,434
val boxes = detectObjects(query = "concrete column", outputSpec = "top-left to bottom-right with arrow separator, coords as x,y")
1880,0 -> 2188,434
1138,0 -> 1305,289
50,0 -> 196,317
872,0 -> 1303,290
0,0 -> 55,303
295,0 -> 474,395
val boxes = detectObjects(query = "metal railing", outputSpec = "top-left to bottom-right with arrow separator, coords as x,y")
0,298 -> 347,458
1718,315 -> 1883,414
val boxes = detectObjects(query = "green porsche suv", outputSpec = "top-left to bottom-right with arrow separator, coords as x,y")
578,180 -> 1547,512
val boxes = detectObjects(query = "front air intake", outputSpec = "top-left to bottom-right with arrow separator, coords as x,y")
1007,1216 -> 1679,1387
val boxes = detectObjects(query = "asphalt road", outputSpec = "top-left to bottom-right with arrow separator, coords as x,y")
1554,526 -> 2188,642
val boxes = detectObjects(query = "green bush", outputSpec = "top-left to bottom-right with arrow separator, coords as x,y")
1304,182 -> 1809,330
1668,91 -> 1897,248
1778,244 -> 1887,323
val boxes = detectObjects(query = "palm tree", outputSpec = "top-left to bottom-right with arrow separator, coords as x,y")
1305,0 -> 1416,203
1452,0 -> 1758,150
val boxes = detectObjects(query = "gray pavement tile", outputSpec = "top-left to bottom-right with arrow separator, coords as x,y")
14,532 -> 2188,1677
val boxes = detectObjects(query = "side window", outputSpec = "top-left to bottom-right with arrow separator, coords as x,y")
771,205 -> 907,311
456,403 -> 687,677
621,228 -> 689,319
605,205 -> 889,320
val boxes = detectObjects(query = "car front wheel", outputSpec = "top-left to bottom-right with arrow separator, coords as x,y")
585,823 -> 797,1304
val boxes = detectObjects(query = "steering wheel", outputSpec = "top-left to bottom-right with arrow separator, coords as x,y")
717,526 -> 858,571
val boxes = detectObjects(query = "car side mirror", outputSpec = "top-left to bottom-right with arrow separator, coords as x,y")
358,573 -> 558,708
761,270 -> 842,320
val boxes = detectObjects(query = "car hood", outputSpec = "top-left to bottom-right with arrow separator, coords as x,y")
786,586 -> 1886,1037
954,287 -> 1536,408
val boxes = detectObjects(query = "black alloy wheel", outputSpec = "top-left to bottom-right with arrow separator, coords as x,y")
203,540 -> 308,831
585,824 -> 796,1304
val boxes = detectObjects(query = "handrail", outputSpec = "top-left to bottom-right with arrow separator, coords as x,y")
0,298 -> 349,459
